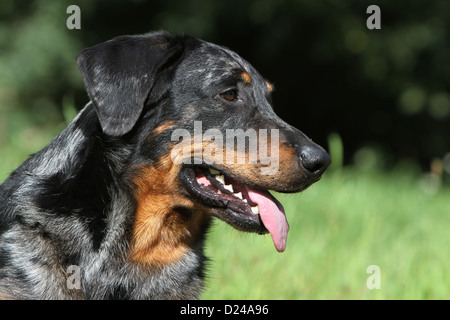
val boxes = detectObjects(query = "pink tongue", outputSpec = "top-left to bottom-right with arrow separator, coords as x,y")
196,173 -> 289,252
246,188 -> 289,252
197,176 -> 211,187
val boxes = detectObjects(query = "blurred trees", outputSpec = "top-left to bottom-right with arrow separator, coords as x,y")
0,0 -> 449,170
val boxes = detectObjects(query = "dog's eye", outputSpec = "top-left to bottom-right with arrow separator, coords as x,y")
220,90 -> 238,102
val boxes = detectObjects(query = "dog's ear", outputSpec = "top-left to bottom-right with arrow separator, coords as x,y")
76,32 -> 185,136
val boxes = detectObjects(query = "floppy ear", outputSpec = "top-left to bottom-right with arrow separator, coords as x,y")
76,32 -> 185,136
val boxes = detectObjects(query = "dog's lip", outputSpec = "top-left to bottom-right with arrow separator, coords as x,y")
180,165 -> 289,252
180,165 -> 259,215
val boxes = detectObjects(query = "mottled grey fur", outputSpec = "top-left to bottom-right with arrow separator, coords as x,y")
0,104 -> 206,299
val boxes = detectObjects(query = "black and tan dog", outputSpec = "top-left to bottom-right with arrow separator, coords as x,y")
0,31 -> 330,299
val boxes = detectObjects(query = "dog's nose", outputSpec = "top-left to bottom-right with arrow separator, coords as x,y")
299,145 -> 331,178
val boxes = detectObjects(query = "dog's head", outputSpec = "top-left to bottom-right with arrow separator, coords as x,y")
77,32 -> 330,255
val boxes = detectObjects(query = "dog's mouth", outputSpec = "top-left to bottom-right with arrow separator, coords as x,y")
180,165 -> 289,252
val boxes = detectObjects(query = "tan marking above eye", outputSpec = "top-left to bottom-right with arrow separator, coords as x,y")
153,121 -> 174,135
241,71 -> 252,84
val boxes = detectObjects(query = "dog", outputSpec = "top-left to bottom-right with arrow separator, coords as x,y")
0,31 -> 330,299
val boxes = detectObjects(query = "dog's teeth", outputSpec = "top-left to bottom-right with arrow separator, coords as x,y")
234,192 -> 243,199
251,205 -> 260,215
216,175 -> 225,184
209,168 -> 220,175
243,199 -> 248,203
223,184 -> 234,192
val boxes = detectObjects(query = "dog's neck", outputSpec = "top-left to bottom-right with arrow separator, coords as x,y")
64,104 -> 211,299
2,103 -> 210,299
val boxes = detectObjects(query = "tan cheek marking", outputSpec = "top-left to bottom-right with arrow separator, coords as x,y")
266,81 -> 274,92
129,153 -> 210,267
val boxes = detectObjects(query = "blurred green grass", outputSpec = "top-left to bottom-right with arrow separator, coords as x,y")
202,169 -> 449,299
0,114 -> 449,300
